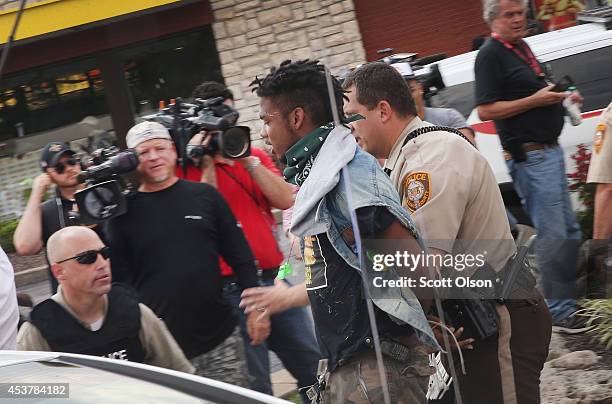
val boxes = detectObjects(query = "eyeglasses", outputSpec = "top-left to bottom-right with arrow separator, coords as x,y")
260,111 -> 282,120
56,246 -> 110,265
53,157 -> 79,174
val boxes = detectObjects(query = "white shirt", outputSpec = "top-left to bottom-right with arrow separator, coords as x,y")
0,246 -> 19,349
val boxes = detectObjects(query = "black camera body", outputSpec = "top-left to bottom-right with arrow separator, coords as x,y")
376,49 -> 447,100
143,96 -> 251,161
414,63 -> 446,100
73,147 -> 139,225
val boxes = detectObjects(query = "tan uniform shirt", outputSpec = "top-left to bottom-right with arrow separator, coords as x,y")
17,287 -> 194,374
383,117 -> 515,272
587,101 -> 612,184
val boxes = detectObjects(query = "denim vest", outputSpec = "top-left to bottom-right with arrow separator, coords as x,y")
291,128 -> 438,349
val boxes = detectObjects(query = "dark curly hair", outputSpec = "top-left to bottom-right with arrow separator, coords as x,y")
250,60 -> 346,127
192,81 -> 234,102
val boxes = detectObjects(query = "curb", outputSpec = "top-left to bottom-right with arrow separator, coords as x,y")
14,265 -> 48,288
271,368 -> 298,400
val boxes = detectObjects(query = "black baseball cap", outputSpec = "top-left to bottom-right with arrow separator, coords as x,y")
40,142 -> 75,171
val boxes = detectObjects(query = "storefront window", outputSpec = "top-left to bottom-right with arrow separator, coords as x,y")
0,26 -> 220,145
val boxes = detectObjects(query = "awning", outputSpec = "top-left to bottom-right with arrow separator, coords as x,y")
0,0 -> 186,46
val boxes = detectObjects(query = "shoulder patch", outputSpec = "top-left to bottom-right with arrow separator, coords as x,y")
401,172 -> 431,212
594,123 -> 606,154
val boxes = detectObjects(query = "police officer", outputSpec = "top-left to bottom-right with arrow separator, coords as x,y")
17,226 -> 194,373
343,62 -> 551,404
587,100 -> 612,240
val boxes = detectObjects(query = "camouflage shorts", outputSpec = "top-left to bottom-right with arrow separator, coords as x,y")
319,346 -> 434,404
189,327 -> 250,388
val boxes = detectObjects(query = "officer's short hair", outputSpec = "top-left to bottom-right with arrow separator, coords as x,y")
342,62 -> 417,118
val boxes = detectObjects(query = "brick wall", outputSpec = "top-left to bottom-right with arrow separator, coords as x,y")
353,0 -> 489,61
209,0 -> 367,137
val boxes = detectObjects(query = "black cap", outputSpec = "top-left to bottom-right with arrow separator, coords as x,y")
40,142 -> 75,171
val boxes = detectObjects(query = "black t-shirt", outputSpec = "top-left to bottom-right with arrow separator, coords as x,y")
305,206 -> 413,371
106,179 -> 258,358
41,194 -> 106,293
474,37 -> 565,152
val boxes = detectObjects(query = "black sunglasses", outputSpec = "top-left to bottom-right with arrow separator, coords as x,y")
56,246 -> 110,265
53,157 -> 79,174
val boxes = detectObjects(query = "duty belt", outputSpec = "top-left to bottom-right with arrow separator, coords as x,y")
223,268 -> 279,284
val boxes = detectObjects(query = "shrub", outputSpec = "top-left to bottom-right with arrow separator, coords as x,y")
567,144 -> 595,240
0,219 -> 19,253
579,299 -> 612,349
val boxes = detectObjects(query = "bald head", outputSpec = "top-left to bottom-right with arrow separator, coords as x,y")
47,226 -> 103,263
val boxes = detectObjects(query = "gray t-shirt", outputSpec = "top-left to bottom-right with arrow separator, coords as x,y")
424,107 -> 470,130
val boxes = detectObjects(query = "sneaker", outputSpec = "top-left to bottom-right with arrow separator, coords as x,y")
552,312 -> 595,334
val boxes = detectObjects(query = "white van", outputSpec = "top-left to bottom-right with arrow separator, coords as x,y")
424,21 -> 612,220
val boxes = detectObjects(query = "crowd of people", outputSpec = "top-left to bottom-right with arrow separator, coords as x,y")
1,0 -> 610,403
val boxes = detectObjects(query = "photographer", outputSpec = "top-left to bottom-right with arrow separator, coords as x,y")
179,81 -> 319,402
475,0 -> 586,334
342,62 -> 551,403
400,65 -> 476,145
13,142 -> 105,293
106,122 -> 269,386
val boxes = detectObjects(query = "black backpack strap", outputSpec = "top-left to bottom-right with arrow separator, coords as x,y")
384,125 -> 475,176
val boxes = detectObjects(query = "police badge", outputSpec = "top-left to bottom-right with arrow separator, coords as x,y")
402,171 -> 431,212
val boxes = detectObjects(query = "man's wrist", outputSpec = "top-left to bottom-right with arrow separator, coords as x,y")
244,156 -> 261,173
31,187 -> 48,200
201,155 -> 215,167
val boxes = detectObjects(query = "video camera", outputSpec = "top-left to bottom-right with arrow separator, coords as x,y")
377,48 -> 447,100
73,146 -> 139,225
142,97 -> 251,169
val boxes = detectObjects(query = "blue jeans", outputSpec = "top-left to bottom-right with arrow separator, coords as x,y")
507,145 -> 581,322
506,208 -> 518,233
223,277 -> 320,403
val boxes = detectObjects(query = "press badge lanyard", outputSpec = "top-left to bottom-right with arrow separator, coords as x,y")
55,188 -> 67,228
491,32 -> 543,78
55,187 -> 79,228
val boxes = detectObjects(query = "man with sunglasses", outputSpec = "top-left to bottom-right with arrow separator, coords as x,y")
14,141 -> 104,293
17,226 -> 194,373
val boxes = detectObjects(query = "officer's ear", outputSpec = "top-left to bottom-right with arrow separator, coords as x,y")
378,100 -> 393,124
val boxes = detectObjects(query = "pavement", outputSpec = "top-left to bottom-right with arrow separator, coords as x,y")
15,222 -> 307,400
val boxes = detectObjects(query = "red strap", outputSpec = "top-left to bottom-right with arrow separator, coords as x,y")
491,32 -> 542,77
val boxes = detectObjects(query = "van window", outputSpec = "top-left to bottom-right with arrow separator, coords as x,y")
547,45 -> 612,112
429,81 -> 475,119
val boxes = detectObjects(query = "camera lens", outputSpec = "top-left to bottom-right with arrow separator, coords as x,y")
222,126 -> 250,158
